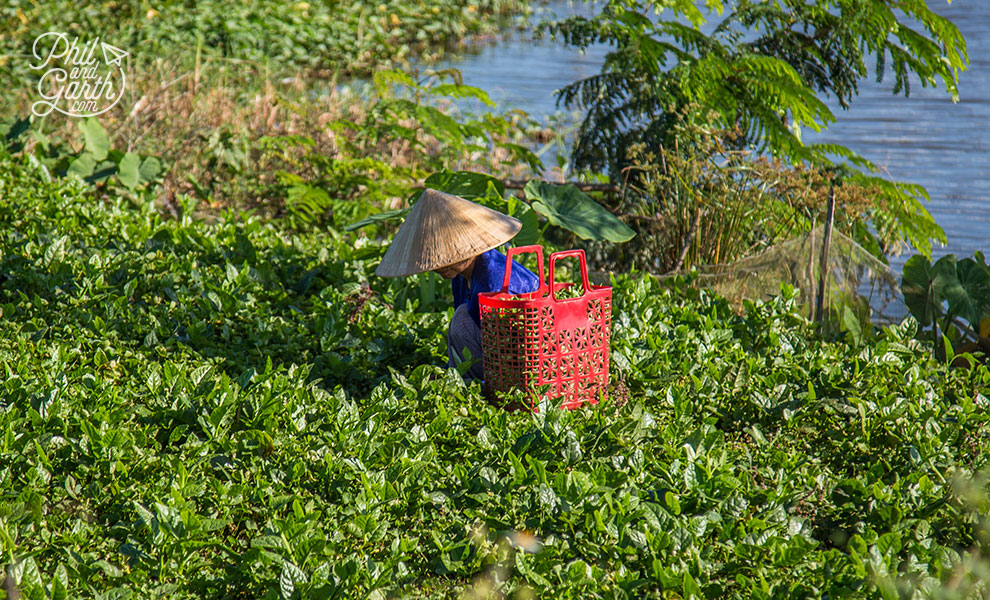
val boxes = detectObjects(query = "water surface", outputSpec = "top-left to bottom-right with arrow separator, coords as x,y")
432,1 -> 989,271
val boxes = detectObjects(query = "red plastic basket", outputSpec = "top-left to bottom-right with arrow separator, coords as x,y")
479,245 -> 612,410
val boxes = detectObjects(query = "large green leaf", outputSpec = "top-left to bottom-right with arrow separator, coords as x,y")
524,180 -> 635,243
66,153 -> 95,180
80,118 -> 109,161
901,254 -> 957,327
506,195 -> 540,246
952,255 -> 990,325
139,156 -> 163,183
118,152 -> 141,189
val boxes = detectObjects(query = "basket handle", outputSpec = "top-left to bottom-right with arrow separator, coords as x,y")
549,249 -> 591,301
501,245 -> 546,294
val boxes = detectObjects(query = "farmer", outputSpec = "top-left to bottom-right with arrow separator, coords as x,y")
375,188 -> 540,380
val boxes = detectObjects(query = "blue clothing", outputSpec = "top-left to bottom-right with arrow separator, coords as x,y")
452,248 -> 540,326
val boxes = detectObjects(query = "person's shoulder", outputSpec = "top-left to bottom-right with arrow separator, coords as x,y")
483,247 -> 506,262
477,247 -> 505,274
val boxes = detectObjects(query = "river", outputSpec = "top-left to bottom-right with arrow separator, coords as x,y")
428,0 -> 988,273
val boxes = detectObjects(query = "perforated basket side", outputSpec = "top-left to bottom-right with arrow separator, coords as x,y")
480,301 -> 542,397
536,290 -> 612,408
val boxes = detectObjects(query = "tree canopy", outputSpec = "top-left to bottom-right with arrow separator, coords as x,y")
544,0 -> 968,175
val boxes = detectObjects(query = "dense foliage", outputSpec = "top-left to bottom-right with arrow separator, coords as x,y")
901,252 -> 990,363
0,2 -> 985,597
0,0 -> 527,101
544,0 -> 966,173
577,120 -> 943,275
2,152 -> 990,598
540,0 -> 963,263
0,0 -> 543,234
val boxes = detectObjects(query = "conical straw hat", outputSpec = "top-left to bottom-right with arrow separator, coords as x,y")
375,188 -> 522,277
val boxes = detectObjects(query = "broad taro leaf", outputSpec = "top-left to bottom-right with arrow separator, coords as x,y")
118,152 -> 141,189
901,254 -> 957,327
80,118 -> 109,161
953,255 -> 990,325
524,180 -> 635,243
66,153 -> 95,180
506,195 -> 540,246
139,156 -> 163,183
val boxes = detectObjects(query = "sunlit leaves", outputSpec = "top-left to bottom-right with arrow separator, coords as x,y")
525,180 -> 636,243
543,0 -> 968,266
1,153 -> 989,599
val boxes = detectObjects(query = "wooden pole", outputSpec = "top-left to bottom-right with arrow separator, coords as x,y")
807,217 -> 816,320
673,207 -> 703,271
814,184 -> 836,323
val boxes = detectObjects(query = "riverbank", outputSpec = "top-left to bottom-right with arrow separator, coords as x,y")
426,0 -> 989,267
0,0 -> 540,222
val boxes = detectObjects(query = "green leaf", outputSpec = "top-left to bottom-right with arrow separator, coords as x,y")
683,571 -> 702,598
118,152 -> 141,189
281,561 -> 308,600
423,170 -> 505,204
952,256 -> 990,325
876,576 -> 899,600
279,567 -> 296,600
506,196 -> 540,246
524,181 -> 635,243
80,118 -> 109,161
284,179 -> 332,227
345,207 -> 410,232
842,305 -> 863,347
139,156 -> 162,183
941,333 -> 954,366
662,491 -> 681,515
901,254 -> 956,327
567,560 -> 591,583
51,564 -> 69,600
67,154 -> 96,179
372,69 -> 418,97
427,83 -> 495,108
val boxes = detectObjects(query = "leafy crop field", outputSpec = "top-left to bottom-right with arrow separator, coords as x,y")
0,0 -> 528,95
2,153 -> 990,598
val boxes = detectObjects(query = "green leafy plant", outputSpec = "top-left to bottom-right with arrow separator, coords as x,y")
0,0 -> 532,113
236,69 -> 541,231
902,252 -> 990,359
1,116 -> 163,192
582,116 -> 945,277
331,68 -> 541,179
3,132 -> 990,599
350,169 -> 634,250
543,0 -> 966,172
541,0 -> 961,261
524,179 -> 635,243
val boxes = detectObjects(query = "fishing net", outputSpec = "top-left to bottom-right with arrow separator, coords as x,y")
658,226 -> 905,323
